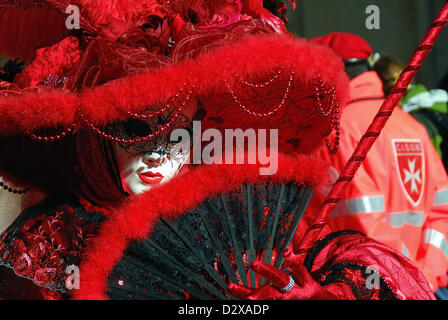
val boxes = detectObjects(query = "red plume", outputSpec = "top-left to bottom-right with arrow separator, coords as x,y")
241,0 -> 297,33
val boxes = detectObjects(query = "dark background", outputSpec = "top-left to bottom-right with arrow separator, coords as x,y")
285,0 -> 448,89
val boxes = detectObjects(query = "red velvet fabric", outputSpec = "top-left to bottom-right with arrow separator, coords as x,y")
75,129 -> 128,209
14,37 -> 82,88
0,5 -> 68,61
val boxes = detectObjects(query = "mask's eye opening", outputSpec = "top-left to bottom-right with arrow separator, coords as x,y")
121,118 -> 154,138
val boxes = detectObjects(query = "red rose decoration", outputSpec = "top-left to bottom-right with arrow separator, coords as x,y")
29,241 -> 50,261
11,239 -> 27,253
14,253 -> 32,276
23,232 -> 46,247
46,252 -> 62,268
34,268 -> 57,286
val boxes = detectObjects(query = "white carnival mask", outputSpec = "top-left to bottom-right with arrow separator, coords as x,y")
114,144 -> 188,195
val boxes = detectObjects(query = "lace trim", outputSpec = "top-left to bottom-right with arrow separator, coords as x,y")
319,262 -> 399,300
0,193 -> 105,294
303,230 -> 365,271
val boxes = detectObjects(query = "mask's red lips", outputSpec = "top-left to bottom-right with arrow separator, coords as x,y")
138,171 -> 164,185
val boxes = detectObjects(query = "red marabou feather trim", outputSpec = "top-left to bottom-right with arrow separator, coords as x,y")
0,89 -> 78,135
0,34 -> 348,135
71,153 -> 328,299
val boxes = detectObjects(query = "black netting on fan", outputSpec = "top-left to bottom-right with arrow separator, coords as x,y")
106,181 -> 314,300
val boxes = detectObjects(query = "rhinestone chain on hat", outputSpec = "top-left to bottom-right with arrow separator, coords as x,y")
81,89 -> 193,145
126,84 -> 187,120
226,70 -> 294,117
238,70 -> 282,88
313,71 -> 341,154
26,125 -> 76,142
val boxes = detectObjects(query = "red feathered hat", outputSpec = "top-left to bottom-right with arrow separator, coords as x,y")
310,32 -> 373,61
0,0 -> 348,200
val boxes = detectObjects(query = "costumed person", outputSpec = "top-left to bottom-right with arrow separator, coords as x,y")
374,55 -> 448,172
0,1 -> 435,300
309,32 -> 448,294
0,0 -> 201,299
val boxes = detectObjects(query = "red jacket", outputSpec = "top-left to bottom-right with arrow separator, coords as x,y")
309,71 -> 448,291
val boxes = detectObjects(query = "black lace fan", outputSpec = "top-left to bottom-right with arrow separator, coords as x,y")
106,181 -> 314,300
